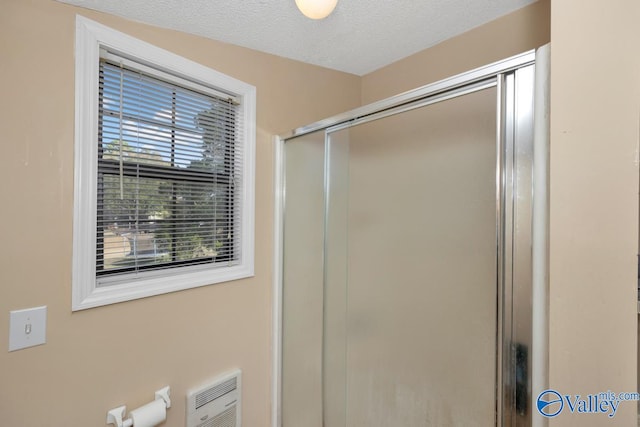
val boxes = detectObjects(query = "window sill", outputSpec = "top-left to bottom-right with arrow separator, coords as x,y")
73,264 -> 254,311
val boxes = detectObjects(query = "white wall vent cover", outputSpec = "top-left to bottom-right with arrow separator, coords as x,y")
187,369 -> 241,427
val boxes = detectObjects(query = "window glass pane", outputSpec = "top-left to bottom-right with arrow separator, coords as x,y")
172,180 -> 232,261
97,60 -> 238,280
98,174 -> 232,272
99,175 -> 172,272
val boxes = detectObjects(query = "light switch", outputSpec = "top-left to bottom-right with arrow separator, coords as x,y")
9,306 -> 47,352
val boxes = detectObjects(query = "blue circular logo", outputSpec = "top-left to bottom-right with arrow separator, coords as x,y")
537,389 -> 564,417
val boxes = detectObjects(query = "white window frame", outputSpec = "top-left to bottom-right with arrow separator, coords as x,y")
73,16 -> 256,311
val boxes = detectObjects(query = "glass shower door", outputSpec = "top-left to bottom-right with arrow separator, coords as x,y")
280,57 -> 538,427
325,87 -> 498,426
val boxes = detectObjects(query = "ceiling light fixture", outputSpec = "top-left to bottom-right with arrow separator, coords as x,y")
295,0 -> 338,20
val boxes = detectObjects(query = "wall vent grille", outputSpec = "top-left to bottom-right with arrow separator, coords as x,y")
196,377 -> 237,409
187,369 -> 241,427
197,406 -> 236,427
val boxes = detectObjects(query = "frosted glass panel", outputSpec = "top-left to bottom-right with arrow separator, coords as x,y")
281,131 -> 325,427
336,87 -> 498,426
323,132 -> 349,427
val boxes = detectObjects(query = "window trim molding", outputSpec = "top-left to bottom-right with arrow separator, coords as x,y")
73,15 -> 255,311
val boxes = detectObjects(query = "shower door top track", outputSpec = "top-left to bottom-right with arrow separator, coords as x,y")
280,50 -> 535,140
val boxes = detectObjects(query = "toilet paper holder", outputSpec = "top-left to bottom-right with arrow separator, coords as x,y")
107,386 -> 171,427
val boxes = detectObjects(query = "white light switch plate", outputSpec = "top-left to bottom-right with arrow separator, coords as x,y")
9,306 -> 47,351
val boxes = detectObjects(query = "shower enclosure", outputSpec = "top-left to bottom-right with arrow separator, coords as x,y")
274,48 -> 549,427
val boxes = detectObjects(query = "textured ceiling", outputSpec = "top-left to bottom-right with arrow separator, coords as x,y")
58,0 -> 537,75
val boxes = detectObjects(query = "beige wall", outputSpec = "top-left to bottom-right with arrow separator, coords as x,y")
549,1 -> 640,426
361,0 -> 550,104
0,0 -> 360,426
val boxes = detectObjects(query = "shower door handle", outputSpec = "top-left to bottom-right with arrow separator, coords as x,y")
514,343 -> 528,416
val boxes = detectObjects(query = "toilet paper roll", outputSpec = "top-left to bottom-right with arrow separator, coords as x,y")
129,398 -> 166,427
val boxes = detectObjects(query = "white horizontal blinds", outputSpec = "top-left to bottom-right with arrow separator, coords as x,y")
97,56 -> 243,284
